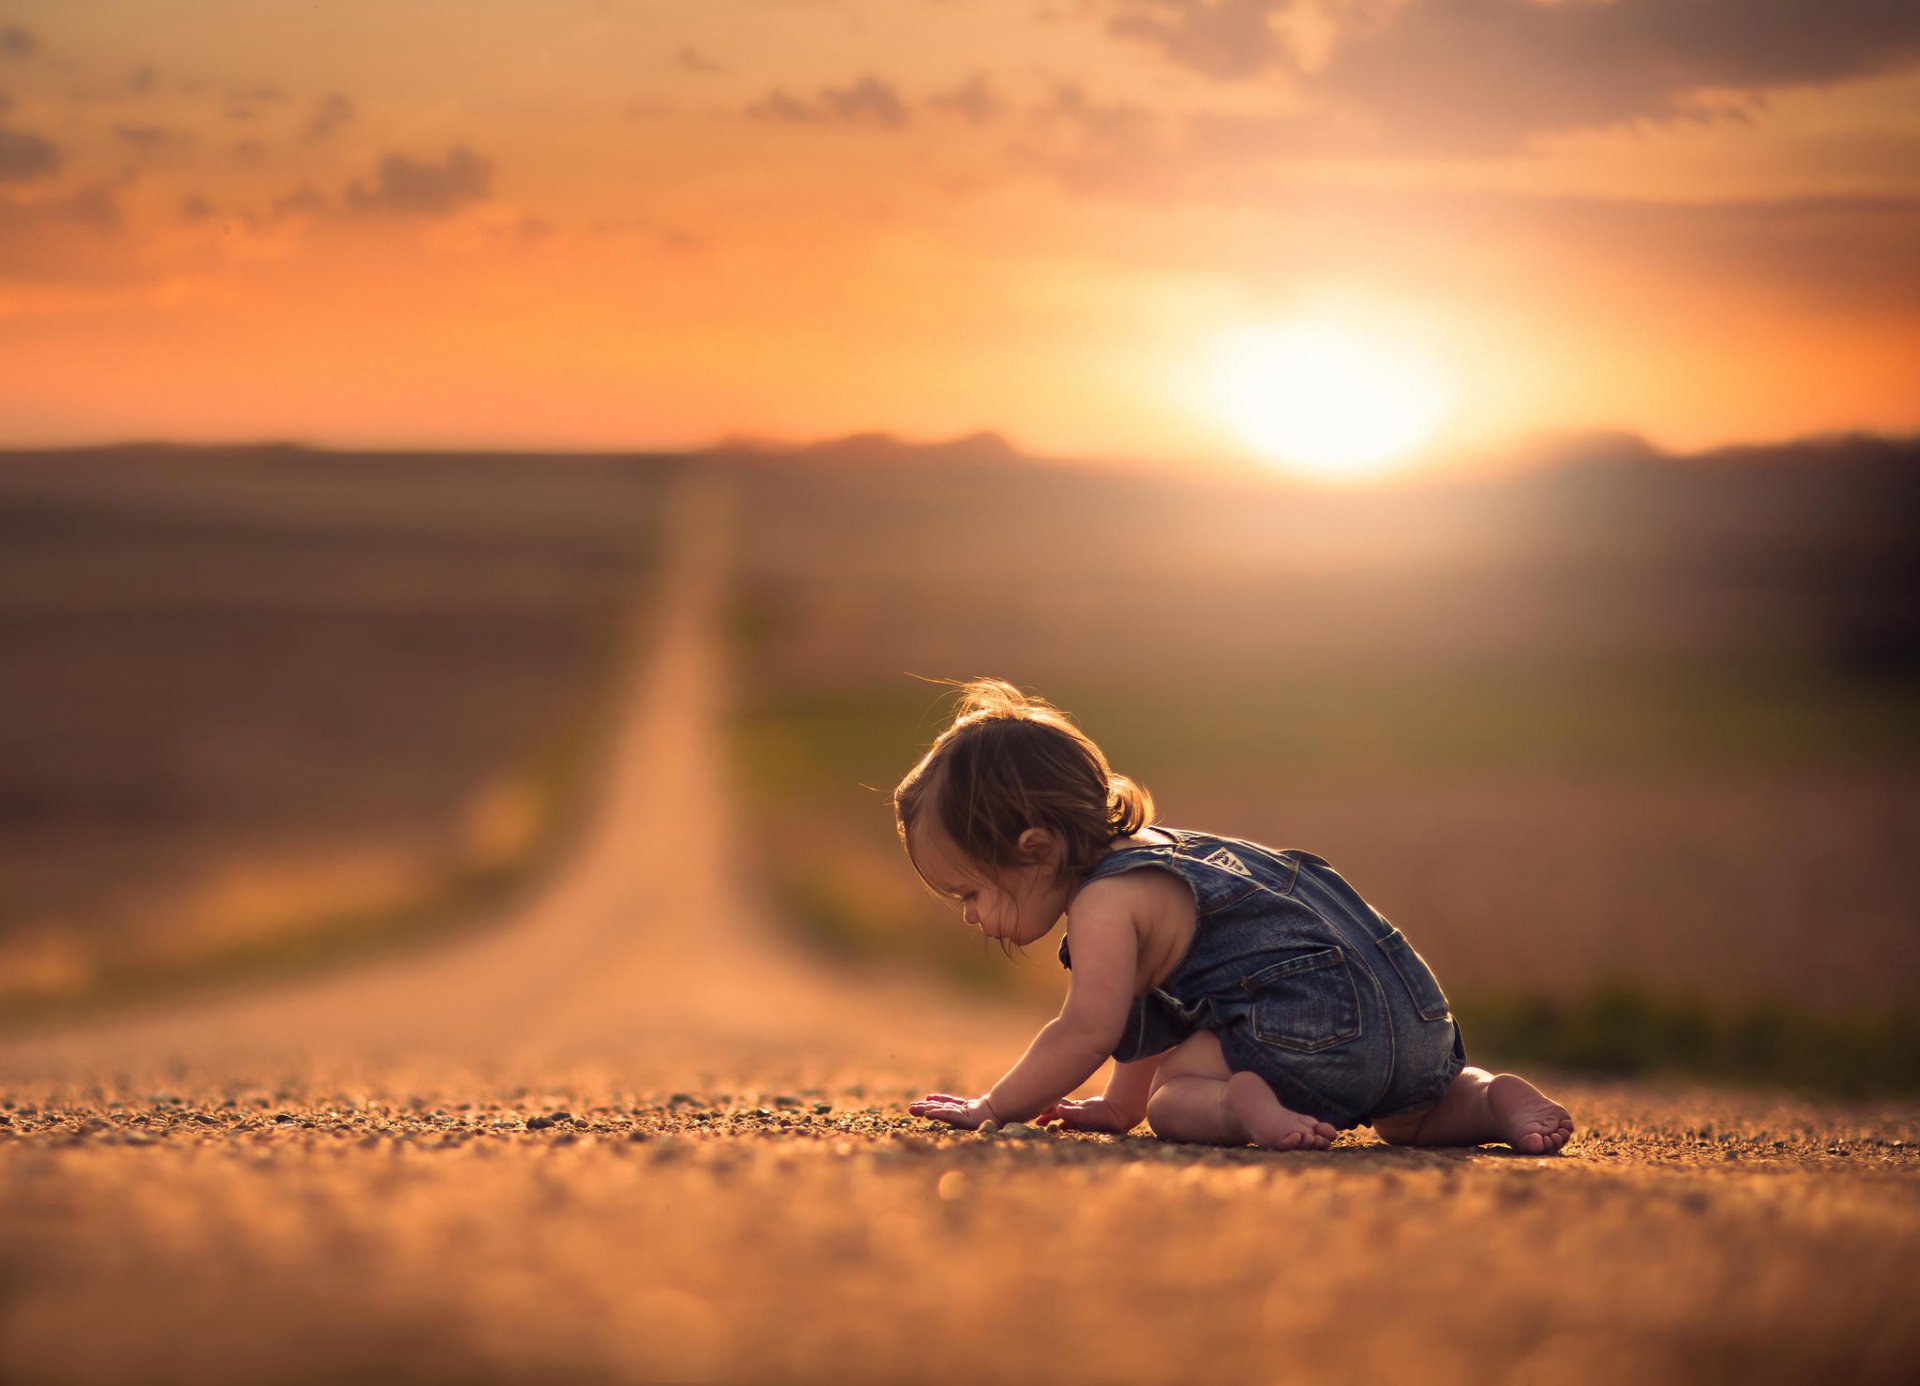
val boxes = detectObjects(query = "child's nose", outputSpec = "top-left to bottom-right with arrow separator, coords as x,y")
962,903 -> 981,927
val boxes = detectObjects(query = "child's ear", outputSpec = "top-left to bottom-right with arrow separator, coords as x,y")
1014,827 -> 1056,866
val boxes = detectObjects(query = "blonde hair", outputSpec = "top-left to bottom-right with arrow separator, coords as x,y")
893,678 -> 1153,894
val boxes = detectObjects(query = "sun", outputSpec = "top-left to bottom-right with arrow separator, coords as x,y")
1210,323 -> 1451,480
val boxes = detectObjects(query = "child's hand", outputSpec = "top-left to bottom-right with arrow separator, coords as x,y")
1032,1096 -> 1138,1134
907,1093 -> 994,1130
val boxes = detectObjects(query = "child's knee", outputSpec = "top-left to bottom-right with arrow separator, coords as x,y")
1143,1073 -> 1224,1139
1143,1082 -> 1178,1134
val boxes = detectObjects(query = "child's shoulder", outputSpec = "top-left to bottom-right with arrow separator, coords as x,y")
1070,863 -> 1180,907
1058,866 -> 1187,972
1068,844 -> 1199,916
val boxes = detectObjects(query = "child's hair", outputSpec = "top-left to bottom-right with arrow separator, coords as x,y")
893,677 -> 1154,891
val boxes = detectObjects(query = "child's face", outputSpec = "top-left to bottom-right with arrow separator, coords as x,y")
911,818 -> 1071,948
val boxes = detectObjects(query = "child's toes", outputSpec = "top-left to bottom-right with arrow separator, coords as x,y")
1518,1113 -> 1574,1154
1487,1075 -> 1573,1156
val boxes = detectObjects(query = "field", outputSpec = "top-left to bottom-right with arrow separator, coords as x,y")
0,448 -> 671,1020
9,437 -> 1912,1058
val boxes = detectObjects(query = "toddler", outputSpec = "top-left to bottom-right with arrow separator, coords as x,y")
900,679 -> 1573,1154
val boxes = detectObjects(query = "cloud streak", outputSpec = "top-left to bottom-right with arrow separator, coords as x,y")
343,146 -> 493,217
674,46 -> 726,76
0,125 -> 60,183
741,71 -> 1008,133
1108,0 -> 1289,80
746,74 -> 911,129
112,123 -> 192,157
304,92 -> 355,142
0,184 -> 129,284
928,72 -> 1006,125
1106,0 -> 1920,150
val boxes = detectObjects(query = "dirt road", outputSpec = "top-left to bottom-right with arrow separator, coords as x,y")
3,467 -> 1916,1385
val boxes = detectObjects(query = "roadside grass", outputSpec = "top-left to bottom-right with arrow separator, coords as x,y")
735,661 -> 1920,788
1459,985 -> 1920,1099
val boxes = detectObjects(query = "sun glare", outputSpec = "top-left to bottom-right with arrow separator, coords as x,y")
1211,324 -> 1451,480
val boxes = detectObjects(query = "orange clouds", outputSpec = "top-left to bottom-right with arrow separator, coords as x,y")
1108,0 -> 1920,150
344,147 -> 494,218
0,0 -> 1915,466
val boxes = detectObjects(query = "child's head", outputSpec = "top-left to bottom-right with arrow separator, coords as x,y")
892,678 -> 1154,917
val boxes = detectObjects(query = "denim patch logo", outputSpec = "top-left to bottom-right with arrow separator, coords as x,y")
1202,847 -> 1250,877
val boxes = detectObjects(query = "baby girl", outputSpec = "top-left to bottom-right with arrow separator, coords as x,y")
899,679 -> 1573,1153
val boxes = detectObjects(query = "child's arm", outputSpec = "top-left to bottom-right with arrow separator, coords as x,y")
910,885 -> 1140,1128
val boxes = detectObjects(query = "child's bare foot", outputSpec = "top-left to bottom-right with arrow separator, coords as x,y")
1486,1073 -> 1574,1154
1374,1067 -> 1573,1152
1224,1071 -> 1337,1151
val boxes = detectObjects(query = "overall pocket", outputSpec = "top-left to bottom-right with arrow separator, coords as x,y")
1241,947 -> 1362,1053
1375,928 -> 1452,1022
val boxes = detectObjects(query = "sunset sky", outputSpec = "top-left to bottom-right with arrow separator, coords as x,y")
2,1 -> 1917,472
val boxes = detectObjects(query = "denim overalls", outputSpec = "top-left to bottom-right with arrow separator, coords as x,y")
1058,827 -> 1467,1130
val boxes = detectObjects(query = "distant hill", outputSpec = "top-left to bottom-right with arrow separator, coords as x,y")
710,429 -> 1028,467
10,427 -> 1914,485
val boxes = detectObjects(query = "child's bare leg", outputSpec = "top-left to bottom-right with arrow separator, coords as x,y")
1144,1030 -> 1337,1151
1373,1066 -> 1573,1154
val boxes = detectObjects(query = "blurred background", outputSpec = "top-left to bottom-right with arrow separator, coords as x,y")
727,433 -> 1920,1093
2,2 -> 1918,1092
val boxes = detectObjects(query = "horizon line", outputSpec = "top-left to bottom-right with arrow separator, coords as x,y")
1,425 -> 1915,477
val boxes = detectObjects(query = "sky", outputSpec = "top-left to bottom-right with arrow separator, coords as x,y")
1,0 -> 1917,473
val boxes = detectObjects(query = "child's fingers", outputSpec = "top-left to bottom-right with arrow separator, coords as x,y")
909,1096 -> 968,1121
